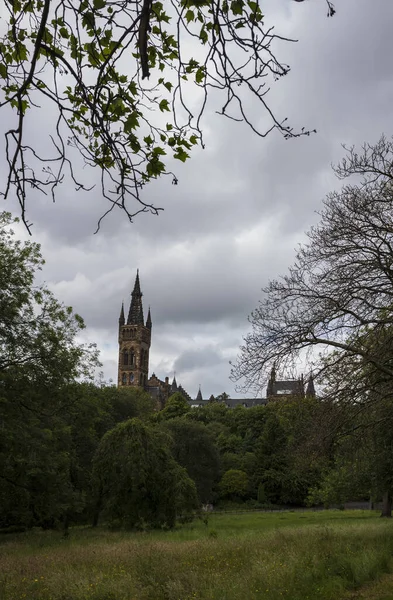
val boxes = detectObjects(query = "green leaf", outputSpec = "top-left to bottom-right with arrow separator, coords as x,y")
82,11 -> 95,30
146,157 -> 165,177
124,112 -> 139,133
199,26 -> 208,44
174,148 -> 189,162
195,67 -> 204,84
128,134 -> 141,153
93,0 -> 106,9
231,0 -> 244,15
152,146 -> 166,156
159,99 -> 170,112
0,63 -> 7,79
128,81 -> 138,96
144,135 -> 154,145
59,27 -> 69,39
185,9 -> 195,23
248,0 -> 259,12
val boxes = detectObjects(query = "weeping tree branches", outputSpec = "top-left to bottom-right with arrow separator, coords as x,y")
0,0 -> 333,232
231,135 -> 393,397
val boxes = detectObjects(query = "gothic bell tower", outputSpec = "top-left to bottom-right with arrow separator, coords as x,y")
118,271 -> 152,388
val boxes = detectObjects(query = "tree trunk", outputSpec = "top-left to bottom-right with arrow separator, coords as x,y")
381,491 -> 392,518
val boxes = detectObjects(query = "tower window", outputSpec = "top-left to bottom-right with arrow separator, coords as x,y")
130,349 -> 135,365
129,372 -> 134,383
123,350 -> 129,365
122,373 -> 127,385
139,373 -> 143,385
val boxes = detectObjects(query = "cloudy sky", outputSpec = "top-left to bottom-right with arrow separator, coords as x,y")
4,0 -> 393,399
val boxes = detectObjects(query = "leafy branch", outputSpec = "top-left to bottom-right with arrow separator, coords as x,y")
0,0 -> 331,232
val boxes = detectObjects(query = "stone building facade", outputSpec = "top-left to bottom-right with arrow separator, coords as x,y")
117,271 -> 152,388
266,366 -> 315,401
117,272 -> 183,409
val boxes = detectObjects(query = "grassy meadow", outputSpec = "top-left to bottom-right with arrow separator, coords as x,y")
1,510 -> 393,600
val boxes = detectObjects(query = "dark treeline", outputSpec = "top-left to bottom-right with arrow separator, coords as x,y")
1,363 -> 378,531
2,207 -> 392,532
0,376 -> 333,531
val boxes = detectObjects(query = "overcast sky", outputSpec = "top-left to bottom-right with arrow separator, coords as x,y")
5,0 -> 393,399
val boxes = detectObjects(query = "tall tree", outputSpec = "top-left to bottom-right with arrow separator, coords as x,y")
92,418 -> 198,528
0,212 -> 99,528
232,135 -> 393,393
0,0 -> 334,231
231,135 -> 393,513
0,212 -> 98,377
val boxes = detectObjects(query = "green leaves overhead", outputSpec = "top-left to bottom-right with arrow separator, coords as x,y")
0,0 -> 313,231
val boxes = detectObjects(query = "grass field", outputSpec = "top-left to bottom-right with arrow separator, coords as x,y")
1,510 -> 393,600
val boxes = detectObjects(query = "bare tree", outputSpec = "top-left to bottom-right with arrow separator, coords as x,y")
232,135 -> 393,394
0,0 -> 333,232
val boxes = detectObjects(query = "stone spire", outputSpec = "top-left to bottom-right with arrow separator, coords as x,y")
266,364 -> 276,397
171,374 -> 178,393
146,306 -> 152,329
127,270 -> 144,325
306,373 -> 316,398
119,302 -> 125,326
196,386 -> 203,403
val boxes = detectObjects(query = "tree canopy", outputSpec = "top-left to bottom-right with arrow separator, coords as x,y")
0,0 -> 334,231
0,212 -> 100,528
0,211 -> 98,380
92,418 -> 198,528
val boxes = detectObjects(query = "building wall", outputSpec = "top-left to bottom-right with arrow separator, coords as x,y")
118,323 -> 151,387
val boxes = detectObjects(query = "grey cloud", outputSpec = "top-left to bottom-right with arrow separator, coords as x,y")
174,347 -> 224,373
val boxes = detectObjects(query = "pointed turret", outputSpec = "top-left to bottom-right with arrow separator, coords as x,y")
266,364 -> 276,398
196,386 -> 203,403
146,306 -> 152,329
119,302 -> 125,327
306,373 -> 316,398
171,375 -> 178,393
127,270 -> 144,325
